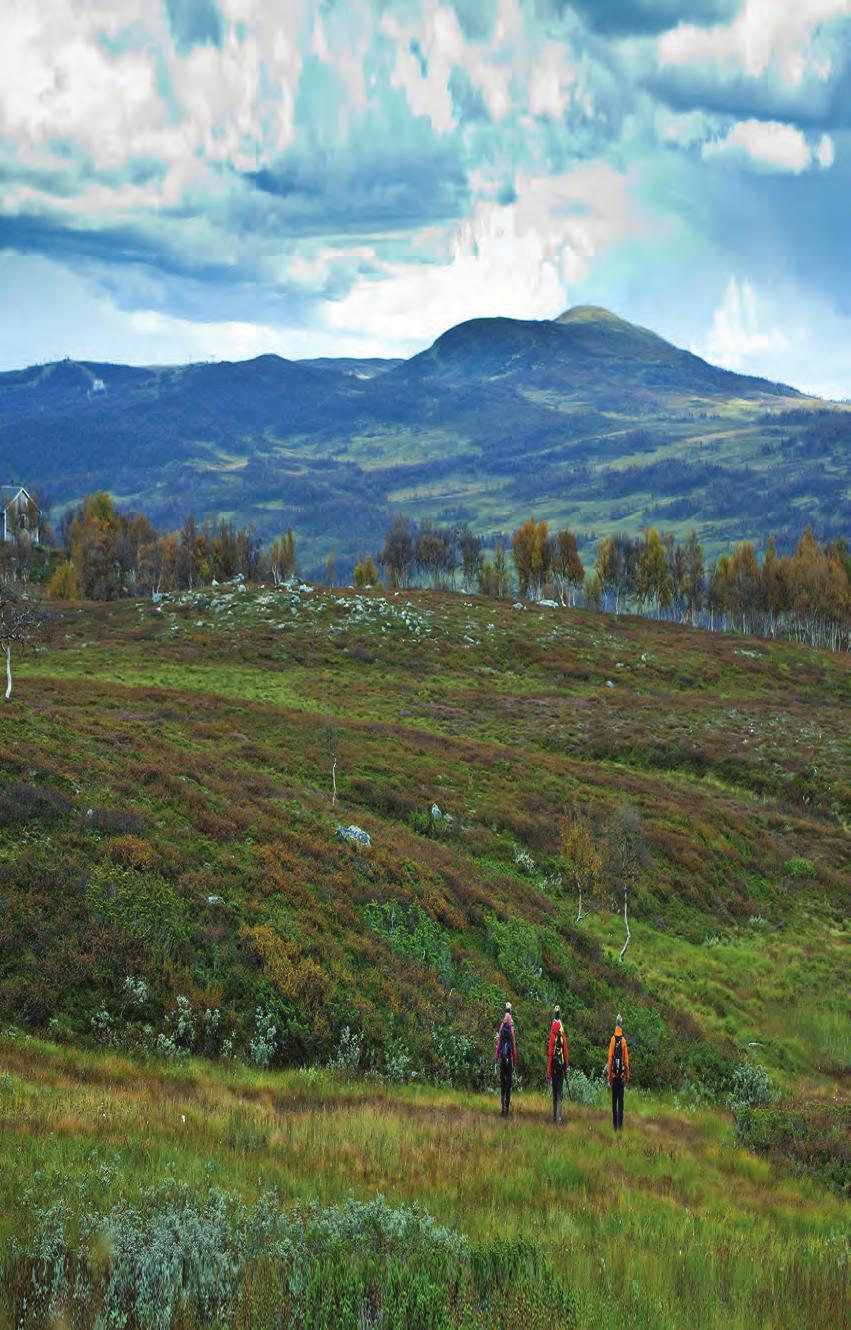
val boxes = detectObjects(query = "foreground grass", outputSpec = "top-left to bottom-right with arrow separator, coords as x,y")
1,1038 -> 847,1329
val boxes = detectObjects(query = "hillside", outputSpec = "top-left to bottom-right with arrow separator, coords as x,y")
2,585 -> 847,1084
1,1040 -> 847,1329
1,586 -> 848,1327
1,307 -> 848,572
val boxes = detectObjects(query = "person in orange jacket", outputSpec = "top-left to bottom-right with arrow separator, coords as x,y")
608,1014 -> 630,1131
546,1006 -> 569,1125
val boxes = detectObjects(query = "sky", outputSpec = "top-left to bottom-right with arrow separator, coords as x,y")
1,0 -> 850,397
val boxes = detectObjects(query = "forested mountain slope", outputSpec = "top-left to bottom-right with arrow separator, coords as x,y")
2,307 -> 848,572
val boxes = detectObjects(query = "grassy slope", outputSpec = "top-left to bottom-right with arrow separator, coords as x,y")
4,584 -> 849,1083
1,585 -> 849,1326
1,1039 -> 847,1329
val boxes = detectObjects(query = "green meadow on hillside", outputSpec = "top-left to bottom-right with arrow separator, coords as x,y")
0,583 -> 848,1326
0,1040 -> 847,1329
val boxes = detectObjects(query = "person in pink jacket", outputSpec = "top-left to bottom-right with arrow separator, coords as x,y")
495,1002 -> 517,1117
546,1006 -> 569,1125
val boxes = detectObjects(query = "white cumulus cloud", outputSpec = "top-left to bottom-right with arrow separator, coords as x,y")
702,119 -> 834,172
658,0 -> 850,86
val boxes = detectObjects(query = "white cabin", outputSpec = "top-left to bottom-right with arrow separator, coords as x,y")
1,486 -> 40,544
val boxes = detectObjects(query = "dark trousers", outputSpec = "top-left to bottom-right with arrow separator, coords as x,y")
611,1078 -> 625,1130
551,1068 -> 564,1124
500,1058 -> 513,1115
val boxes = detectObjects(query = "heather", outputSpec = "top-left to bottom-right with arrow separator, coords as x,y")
1,581 -> 848,1327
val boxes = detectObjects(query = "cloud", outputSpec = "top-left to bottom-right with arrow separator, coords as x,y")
658,0 -> 850,85
699,273 -> 851,398
323,162 -> 644,350
702,119 -> 835,171
705,276 -> 787,369
0,0 -> 848,400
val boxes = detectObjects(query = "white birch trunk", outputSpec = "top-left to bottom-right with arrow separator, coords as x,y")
331,756 -> 337,807
4,644 -> 11,701
618,888 -> 630,963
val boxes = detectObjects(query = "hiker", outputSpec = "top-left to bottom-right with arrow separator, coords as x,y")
547,1006 -> 569,1125
495,1002 -> 517,1117
608,1014 -> 630,1131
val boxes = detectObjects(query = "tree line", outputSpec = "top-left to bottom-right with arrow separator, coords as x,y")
45,493 -> 296,600
370,513 -> 849,651
17,490 -> 850,652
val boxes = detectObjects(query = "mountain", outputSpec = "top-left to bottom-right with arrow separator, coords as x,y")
1,306 -> 847,572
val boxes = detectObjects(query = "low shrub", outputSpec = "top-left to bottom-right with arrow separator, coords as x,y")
7,1186 -> 577,1330
565,1067 -> 605,1105
726,1061 -> 777,1114
735,1103 -> 850,1194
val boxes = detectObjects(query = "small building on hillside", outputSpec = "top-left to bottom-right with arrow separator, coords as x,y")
1,486 -> 40,544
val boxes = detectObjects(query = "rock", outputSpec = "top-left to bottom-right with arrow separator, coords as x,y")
211,579 -> 219,587
538,599 -> 558,608
431,803 -> 443,820
512,602 -> 525,610
205,895 -> 224,906
606,680 -> 614,688
335,824 -> 372,847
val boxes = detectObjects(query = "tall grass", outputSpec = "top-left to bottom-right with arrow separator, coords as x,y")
1,1038 -> 846,1329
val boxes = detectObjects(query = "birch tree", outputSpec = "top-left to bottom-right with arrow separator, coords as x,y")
0,587 -> 46,701
606,805 -> 649,963
561,813 -> 602,921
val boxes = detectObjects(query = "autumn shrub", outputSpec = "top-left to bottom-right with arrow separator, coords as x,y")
103,834 -> 159,870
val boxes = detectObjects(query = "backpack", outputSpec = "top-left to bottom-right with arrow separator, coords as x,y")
551,1022 -> 565,1071
499,1020 -> 513,1062
611,1033 -> 625,1080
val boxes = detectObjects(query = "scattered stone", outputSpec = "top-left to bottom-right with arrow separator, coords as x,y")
336,824 -> 371,847
538,599 -> 558,608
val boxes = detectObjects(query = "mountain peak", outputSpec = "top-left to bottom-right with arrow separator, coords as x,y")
555,305 -> 632,326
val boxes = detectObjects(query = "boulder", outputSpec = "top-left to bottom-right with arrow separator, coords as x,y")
335,824 -> 372,847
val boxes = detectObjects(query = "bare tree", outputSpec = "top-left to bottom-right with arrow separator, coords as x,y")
606,805 -> 649,963
0,587 -> 47,701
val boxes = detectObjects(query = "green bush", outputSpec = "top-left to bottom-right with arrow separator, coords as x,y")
485,913 -> 552,1002
727,1061 -> 777,1114
8,1186 -> 577,1329
363,900 -> 454,984
565,1067 -> 605,1105
734,1103 -> 850,1194
786,856 -> 816,879
85,865 -> 189,961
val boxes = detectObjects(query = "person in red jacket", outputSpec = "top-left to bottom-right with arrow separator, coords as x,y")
607,1014 -> 630,1131
494,1002 -> 517,1117
546,1006 -> 569,1125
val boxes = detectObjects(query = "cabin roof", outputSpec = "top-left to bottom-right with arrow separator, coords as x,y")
0,485 -> 38,511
